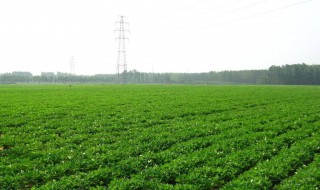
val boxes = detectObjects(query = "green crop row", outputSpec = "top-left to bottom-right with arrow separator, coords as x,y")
32,106 -> 315,189
107,120 -> 320,189
276,154 -> 320,189
222,132 -> 320,189
0,85 -> 319,189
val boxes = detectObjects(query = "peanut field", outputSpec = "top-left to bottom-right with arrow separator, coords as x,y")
0,85 -> 319,189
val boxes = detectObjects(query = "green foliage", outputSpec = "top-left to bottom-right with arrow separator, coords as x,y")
0,85 -> 319,189
1,63 -> 319,84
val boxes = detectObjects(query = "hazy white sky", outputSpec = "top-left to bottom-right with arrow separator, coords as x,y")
0,0 -> 319,75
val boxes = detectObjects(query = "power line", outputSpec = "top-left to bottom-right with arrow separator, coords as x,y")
142,0 -> 213,25
144,0 -> 246,35
141,0 -> 269,39
234,0 -> 313,21
143,0 -> 313,39
138,0 -> 182,24
175,0 -> 313,36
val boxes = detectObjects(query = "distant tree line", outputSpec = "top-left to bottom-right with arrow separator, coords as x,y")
0,64 -> 319,85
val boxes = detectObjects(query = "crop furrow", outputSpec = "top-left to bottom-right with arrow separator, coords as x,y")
106,118 -> 319,189
275,154 -> 320,190
221,129 -> 320,189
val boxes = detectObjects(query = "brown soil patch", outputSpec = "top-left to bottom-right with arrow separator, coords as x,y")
0,145 -> 9,151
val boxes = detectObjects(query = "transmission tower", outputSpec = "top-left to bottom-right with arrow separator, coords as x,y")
115,15 -> 129,84
70,55 -> 75,75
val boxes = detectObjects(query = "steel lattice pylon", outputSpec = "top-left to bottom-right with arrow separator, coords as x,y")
115,16 -> 129,84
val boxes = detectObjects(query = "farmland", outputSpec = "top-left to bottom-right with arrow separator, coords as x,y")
0,85 -> 319,189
